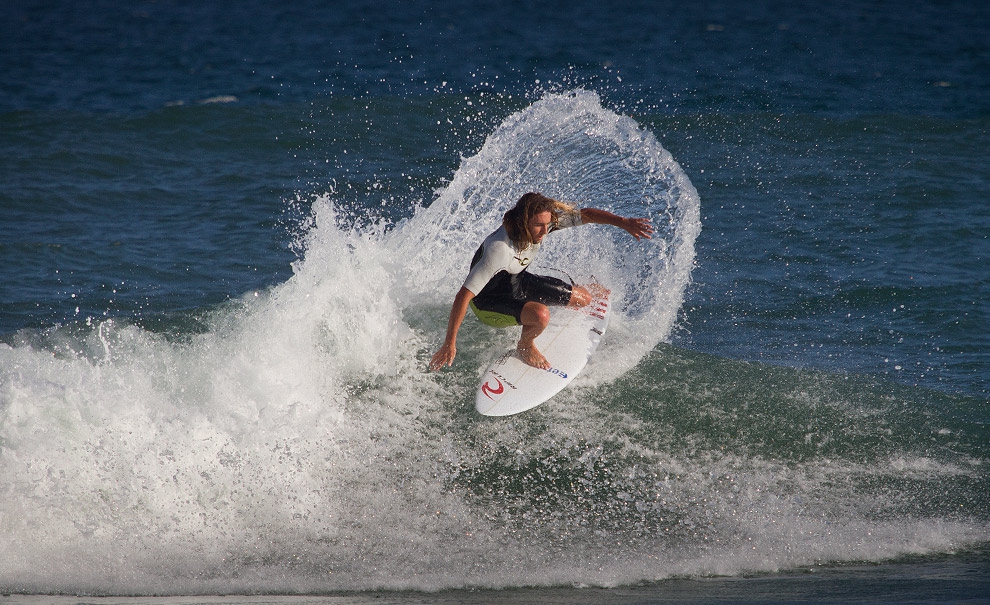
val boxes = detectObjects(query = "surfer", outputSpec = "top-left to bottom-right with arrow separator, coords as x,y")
429,192 -> 653,371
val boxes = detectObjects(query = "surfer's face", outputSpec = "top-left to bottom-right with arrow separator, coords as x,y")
528,211 -> 553,243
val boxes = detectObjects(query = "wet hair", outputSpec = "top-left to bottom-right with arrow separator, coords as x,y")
503,192 -> 575,250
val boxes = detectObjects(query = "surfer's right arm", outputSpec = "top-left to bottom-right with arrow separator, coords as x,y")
429,286 -> 475,371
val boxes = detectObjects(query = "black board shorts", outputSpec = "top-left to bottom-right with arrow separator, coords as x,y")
470,270 -> 573,328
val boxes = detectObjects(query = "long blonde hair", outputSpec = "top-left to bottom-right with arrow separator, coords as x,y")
503,192 -> 575,250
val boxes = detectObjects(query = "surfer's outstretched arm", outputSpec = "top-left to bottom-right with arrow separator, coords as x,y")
429,286 -> 475,371
579,208 -> 653,240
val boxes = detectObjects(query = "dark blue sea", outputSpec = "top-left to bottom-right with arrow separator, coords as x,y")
2,1 -> 988,603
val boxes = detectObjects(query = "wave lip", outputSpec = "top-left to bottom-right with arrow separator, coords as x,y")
392,89 -> 701,376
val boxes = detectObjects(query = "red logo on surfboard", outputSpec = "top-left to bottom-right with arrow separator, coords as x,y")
481,377 -> 505,400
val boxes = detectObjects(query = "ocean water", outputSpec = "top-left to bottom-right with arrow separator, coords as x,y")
1,1 -> 988,603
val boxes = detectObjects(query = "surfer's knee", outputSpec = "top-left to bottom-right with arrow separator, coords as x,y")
521,302 -> 550,328
568,285 -> 592,308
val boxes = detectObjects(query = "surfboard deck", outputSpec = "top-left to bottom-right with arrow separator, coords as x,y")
475,288 -> 610,416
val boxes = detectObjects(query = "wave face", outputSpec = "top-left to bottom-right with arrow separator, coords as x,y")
1,91 -> 986,595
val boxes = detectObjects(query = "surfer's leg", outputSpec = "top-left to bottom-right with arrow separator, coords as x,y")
517,301 -> 551,369
567,285 -> 592,308
568,282 -> 609,309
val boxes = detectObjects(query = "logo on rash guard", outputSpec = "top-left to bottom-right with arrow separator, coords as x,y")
481,378 -> 505,400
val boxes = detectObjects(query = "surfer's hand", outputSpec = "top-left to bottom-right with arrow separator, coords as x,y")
429,343 -> 456,371
624,217 -> 653,240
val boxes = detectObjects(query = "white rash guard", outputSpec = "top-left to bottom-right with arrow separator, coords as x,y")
462,208 -> 582,295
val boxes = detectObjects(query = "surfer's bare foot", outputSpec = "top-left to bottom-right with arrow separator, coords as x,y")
517,345 -> 550,370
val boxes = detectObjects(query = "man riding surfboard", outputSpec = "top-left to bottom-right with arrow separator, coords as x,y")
429,192 -> 652,371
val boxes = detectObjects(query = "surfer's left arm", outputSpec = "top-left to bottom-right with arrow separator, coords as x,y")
579,208 -> 653,240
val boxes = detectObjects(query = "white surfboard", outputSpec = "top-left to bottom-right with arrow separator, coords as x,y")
475,288 -> 611,416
